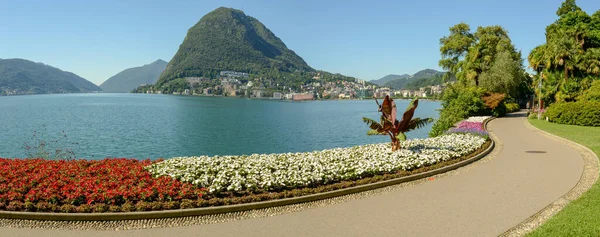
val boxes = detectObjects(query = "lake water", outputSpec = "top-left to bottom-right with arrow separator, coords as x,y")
0,94 -> 441,160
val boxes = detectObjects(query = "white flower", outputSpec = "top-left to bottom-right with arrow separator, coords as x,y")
145,134 -> 486,194
464,116 -> 491,123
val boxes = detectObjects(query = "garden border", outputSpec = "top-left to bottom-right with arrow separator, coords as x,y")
500,119 -> 600,237
0,118 -> 496,221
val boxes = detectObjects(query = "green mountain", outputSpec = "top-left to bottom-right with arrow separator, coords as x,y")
0,58 -> 101,95
382,69 -> 445,90
157,7 -> 313,87
412,69 -> 442,79
370,74 -> 410,86
100,59 -> 167,93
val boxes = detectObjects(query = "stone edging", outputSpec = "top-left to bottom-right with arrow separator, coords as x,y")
0,119 -> 496,221
500,119 -> 600,237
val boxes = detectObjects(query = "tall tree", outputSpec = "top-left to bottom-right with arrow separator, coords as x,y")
440,23 -> 520,87
479,51 -> 525,98
556,0 -> 582,17
528,0 -> 600,102
439,23 -> 474,81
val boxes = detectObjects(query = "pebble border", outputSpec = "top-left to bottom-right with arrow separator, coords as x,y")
499,119 -> 600,237
0,118 -> 497,230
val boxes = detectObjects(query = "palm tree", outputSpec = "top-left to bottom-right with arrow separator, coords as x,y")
528,45 -> 550,70
577,48 -> 600,75
546,28 -> 583,82
363,96 -> 433,151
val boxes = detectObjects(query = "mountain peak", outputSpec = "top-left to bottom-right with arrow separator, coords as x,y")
152,59 -> 167,65
157,7 -> 312,86
370,74 -> 411,86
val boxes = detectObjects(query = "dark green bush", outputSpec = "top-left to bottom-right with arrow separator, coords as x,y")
491,102 -> 507,117
545,101 -> 600,127
429,84 -> 487,137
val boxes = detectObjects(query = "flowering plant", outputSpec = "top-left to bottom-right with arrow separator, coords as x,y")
147,134 -> 486,194
0,158 -> 204,212
464,116 -> 491,123
446,117 -> 489,138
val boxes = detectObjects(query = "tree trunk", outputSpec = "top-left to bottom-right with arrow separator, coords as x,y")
391,139 -> 400,151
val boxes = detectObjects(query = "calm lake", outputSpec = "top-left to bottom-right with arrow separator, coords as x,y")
0,94 -> 441,160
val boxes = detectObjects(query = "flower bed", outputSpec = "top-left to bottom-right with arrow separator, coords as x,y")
446,116 -> 490,138
147,133 -> 487,194
0,158 -> 205,212
464,116 -> 491,123
0,133 -> 490,213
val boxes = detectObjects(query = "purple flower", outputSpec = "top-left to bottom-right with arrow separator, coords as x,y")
445,121 -> 488,138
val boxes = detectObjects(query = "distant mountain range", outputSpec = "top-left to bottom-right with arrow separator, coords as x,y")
370,74 -> 410,85
371,69 -> 445,90
0,58 -> 101,96
100,60 -> 167,93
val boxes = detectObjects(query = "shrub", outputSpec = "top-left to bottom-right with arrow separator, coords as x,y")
491,102 -> 507,117
482,92 -> 507,117
505,102 -> 520,113
429,85 -> 487,137
577,80 -> 600,102
545,101 -> 600,126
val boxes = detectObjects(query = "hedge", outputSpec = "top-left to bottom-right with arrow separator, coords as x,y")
544,101 -> 600,127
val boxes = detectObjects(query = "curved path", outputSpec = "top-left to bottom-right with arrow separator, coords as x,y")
2,112 -> 585,237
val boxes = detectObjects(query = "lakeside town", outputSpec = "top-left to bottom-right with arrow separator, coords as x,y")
139,70 -> 445,101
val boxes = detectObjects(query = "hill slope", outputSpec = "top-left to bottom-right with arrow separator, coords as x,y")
157,7 -> 313,86
0,58 -> 101,95
382,69 -> 444,90
100,60 -> 167,93
370,74 -> 410,86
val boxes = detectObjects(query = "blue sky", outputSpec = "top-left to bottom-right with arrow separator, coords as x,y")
1,0 -> 599,85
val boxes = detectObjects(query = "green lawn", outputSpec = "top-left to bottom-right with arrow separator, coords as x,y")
527,119 -> 600,237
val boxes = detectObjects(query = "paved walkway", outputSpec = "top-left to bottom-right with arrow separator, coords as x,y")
2,112 -> 585,237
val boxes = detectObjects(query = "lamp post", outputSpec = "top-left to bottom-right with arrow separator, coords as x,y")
537,64 -> 545,120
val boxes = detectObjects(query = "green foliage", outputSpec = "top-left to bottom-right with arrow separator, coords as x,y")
556,0 -> 582,17
479,51 -> 526,98
0,58 -> 101,95
529,0 -> 600,104
383,72 -> 448,91
491,102 -> 507,117
504,102 -> 520,113
156,7 -> 313,87
363,96 -> 432,150
161,78 -> 191,94
578,79 -> 600,101
100,60 -> 167,93
433,21 -> 529,137
429,84 -> 487,137
545,101 -> 600,126
371,74 -> 410,86
439,23 -> 522,87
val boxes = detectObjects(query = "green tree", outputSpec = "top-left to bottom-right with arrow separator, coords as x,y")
439,23 -> 520,86
556,0 -> 582,17
528,0 -> 600,103
439,23 -> 474,82
479,51 -> 525,98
